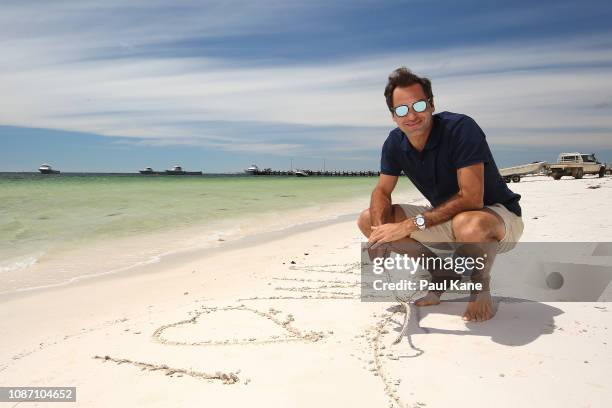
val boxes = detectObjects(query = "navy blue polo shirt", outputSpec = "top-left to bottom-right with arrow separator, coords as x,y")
381,111 -> 522,216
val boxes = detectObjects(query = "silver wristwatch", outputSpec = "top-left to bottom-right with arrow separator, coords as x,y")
413,214 -> 426,231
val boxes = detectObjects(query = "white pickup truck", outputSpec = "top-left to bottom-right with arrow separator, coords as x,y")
549,153 -> 606,180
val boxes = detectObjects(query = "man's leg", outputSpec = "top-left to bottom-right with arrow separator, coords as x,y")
358,205 -> 510,322
451,209 -> 505,322
357,205 -> 456,306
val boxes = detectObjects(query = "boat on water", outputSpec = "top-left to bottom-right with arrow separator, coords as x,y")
244,164 -> 260,174
294,169 -> 309,177
38,164 -> 60,174
139,166 -> 160,175
165,165 -> 202,175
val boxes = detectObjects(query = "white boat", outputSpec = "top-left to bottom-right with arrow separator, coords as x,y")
499,161 -> 548,182
166,165 -> 185,175
165,165 -> 202,175
294,169 -> 309,177
38,163 -> 60,174
139,166 -> 157,175
244,164 -> 260,174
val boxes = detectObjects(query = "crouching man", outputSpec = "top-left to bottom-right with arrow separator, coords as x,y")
357,67 -> 524,322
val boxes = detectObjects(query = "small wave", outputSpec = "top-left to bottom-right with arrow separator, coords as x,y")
2,253 -> 164,295
0,254 -> 41,274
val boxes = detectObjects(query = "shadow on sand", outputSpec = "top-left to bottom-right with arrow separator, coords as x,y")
387,297 -> 564,347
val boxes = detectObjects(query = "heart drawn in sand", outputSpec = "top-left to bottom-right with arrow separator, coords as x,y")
152,305 -> 324,346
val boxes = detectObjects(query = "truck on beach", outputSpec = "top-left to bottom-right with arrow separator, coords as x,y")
548,153 -> 606,180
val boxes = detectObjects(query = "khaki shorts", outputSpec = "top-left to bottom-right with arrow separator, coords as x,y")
399,203 -> 524,253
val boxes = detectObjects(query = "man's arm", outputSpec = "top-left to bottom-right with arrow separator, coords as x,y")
369,174 -> 399,226
369,163 -> 484,247
414,162 -> 484,228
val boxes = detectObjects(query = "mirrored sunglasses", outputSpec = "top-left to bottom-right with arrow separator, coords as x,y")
394,99 -> 429,117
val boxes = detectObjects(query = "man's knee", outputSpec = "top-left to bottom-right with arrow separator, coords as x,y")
357,209 -> 371,237
357,205 -> 404,237
452,212 -> 493,242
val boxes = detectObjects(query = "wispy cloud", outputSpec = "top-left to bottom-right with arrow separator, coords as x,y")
1,0 -> 612,160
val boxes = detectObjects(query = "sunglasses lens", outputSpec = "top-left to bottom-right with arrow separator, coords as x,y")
413,100 -> 427,112
395,105 -> 409,117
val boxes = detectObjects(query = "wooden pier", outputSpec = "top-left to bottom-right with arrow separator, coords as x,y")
250,169 -> 380,176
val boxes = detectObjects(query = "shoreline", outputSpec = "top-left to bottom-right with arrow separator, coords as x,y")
0,190 -> 424,300
1,174 -> 419,294
0,211 -> 359,301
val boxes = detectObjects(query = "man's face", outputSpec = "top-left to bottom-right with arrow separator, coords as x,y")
391,83 -> 435,138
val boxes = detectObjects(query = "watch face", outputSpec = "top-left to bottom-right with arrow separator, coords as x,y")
416,216 -> 425,226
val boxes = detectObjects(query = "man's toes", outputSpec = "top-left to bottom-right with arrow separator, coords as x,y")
415,293 -> 440,307
463,304 -> 490,322
479,307 -> 493,321
463,298 -> 495,322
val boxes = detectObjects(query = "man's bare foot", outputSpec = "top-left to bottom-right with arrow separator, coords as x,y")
414,291 -> 441,306
463,292 -> 495,322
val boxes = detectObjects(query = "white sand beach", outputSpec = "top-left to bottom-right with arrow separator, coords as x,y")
1,175 -> 611,408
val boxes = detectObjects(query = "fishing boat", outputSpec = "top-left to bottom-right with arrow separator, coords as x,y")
139,166 -> 158,175
244,164 -> 260,174
38,164 -> 60,174
165,165 -> 202,175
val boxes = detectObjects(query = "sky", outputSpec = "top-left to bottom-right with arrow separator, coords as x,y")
1,0 -> 612,172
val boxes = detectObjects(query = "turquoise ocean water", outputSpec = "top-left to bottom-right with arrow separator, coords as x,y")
0,173 -> 416,293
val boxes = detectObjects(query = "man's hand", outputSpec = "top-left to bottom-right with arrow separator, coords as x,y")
368,220 -> 415,249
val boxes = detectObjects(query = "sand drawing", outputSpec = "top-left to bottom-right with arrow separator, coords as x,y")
263,260 -> 426,408
289,261 -> 362,275
92,259 -> 425,406
247,259 -> 425,408
152,304 -> 325,346
93,304 -> 325,384
238,294 -> 356,300
390,300 -> 412,345
239,261 -> 366,301
363,305 -> 427,408
93,355 -> 240,384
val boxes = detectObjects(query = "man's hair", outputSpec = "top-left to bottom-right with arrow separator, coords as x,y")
384,67 -> 433,112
